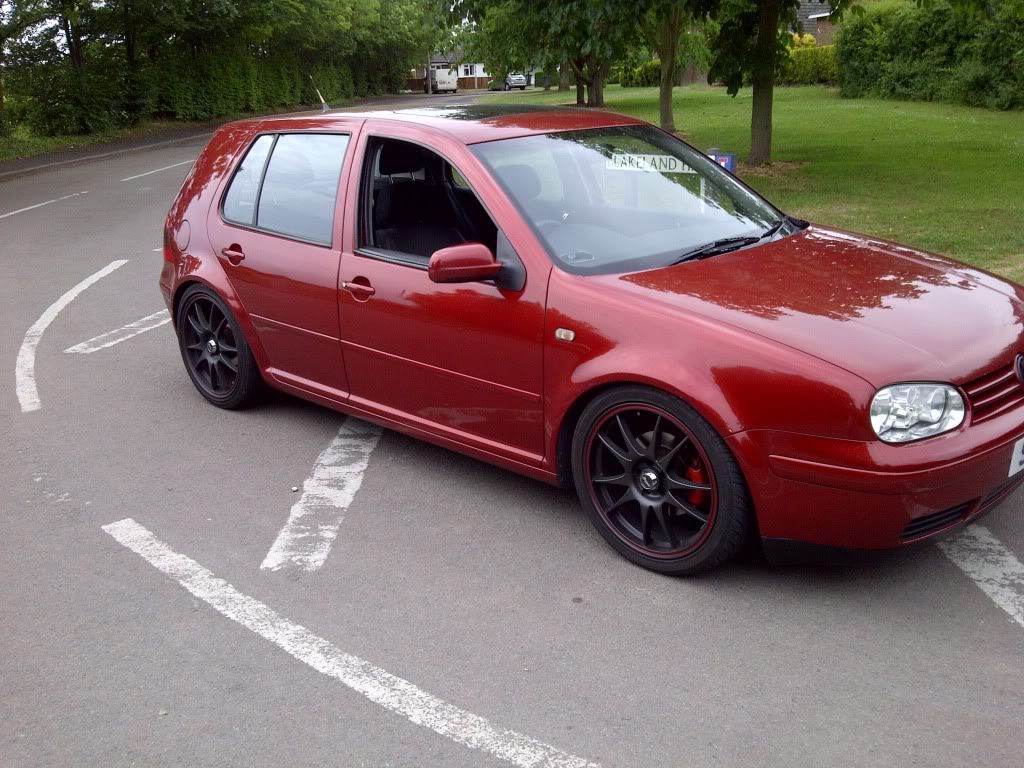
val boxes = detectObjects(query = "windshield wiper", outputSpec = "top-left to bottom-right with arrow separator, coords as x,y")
671,235 -> 761,265
671,215 -> 810,266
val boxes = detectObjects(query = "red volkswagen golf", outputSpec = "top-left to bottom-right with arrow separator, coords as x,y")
161,105 -> 1024,574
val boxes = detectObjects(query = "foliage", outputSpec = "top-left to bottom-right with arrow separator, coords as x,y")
459,0 -> 642,105
778,44 -> 838,85
1,0 -> 442,137
620,58 -> 664,87
836,0 -> 1024,109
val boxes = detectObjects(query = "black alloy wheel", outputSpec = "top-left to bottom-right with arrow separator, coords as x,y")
572,386 -> 750,575
176,285 -> 260,409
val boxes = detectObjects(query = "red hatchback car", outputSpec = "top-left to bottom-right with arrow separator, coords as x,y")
161,105 -> 1024,574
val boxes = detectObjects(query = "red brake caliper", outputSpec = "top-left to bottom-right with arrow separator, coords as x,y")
686,461 -> 708,507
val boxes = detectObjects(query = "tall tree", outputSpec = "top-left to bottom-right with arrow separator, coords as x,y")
0,0 -> 46,135
709,0 -> 852,165
460,0 -> 638,106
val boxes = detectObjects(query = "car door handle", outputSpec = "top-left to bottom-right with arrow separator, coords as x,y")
221,245 -> 245,265
342,280 -> 375,299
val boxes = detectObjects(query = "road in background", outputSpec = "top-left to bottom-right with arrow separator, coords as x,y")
2,92 -> 1022,768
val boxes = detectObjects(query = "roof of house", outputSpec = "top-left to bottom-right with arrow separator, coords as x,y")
796,0 -> 834,27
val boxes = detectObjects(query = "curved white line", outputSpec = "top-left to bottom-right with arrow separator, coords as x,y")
16,259 -> 129,412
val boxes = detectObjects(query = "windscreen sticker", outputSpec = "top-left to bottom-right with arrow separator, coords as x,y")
606,153 -> 696,173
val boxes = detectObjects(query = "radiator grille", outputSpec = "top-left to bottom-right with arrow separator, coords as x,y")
963,360 -> 1024,424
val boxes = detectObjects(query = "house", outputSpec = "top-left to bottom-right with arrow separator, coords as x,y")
408,51 -> 492,91
796,0 -> 837,45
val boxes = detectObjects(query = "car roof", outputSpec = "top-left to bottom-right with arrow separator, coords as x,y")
251,104 -> 646,145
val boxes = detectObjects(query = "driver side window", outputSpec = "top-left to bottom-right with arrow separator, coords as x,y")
360,138 -> 498,265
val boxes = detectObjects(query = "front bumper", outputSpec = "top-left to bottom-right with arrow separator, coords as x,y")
728,412 -> 1024,549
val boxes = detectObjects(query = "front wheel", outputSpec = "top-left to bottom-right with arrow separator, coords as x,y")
571,386 -> 750,575
176,285 -> 261,409
503,82 -> 511,91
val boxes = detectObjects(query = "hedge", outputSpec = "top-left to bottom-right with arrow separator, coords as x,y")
778,45 -> 839,86
836,0 -> 1024,110
8,44 -> 405,136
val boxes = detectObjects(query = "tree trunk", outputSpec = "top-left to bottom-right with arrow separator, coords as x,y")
559,62 -> 570,91
656,3 -> 684,132
749,0 -> 782,166
586,61 -> 610,107
0,62 -> 8,138
572,60 -> 585,105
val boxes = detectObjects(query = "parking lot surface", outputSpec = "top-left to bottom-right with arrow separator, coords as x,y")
2,94 -> 1022,767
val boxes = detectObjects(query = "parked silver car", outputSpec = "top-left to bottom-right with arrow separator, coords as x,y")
503,73 -> 528,90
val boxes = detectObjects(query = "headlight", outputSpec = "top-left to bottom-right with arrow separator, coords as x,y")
870,383 -> 965,443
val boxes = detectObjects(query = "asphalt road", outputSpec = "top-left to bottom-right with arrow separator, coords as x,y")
2,92 -> 1022,768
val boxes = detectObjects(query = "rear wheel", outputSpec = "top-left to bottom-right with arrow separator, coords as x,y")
571,386 -> 750,575
176,285 -> 260,409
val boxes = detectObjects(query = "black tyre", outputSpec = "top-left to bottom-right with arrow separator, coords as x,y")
176,285 -> 261,409
571,386 -> 750,575
504,82 -> 511,91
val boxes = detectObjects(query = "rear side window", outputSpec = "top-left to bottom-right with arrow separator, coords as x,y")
257,134 -> 349,244
222,134 -> 274,226
222,132 -> 350,245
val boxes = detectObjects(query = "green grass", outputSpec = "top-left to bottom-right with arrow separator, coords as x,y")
0,120 -> 211,163
484,85 -> 1024,281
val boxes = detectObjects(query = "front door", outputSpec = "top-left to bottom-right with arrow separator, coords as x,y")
337,134 -> 547,462
208,130 -> 353,399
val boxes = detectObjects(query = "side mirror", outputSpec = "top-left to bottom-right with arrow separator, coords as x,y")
428,242 -> 503,284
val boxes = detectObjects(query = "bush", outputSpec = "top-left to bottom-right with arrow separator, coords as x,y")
779,45 -> 838,85
619,59 -> 663,88
836,0 -> 1024,109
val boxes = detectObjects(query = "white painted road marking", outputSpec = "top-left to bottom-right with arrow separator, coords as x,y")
120,159 -> 194,182
0,191 -> 88,220
103,518 -> 599,768
65,310 -> 171,354
938,524 -> 1024,629
261,419 -> 383,572
16,259 -> 129,412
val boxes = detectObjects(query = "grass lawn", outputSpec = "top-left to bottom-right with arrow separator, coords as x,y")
0,120 -> 214,162
483,85 -> 1024,281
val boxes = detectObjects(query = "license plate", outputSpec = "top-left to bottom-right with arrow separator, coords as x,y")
1010,437 -> 1024,477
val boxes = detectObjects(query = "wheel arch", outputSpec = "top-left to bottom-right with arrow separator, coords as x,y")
552,376 -> 737,489
171,276 -> 271,375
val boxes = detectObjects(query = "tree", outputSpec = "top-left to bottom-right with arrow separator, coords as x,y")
0,0 -> 46,135
460,0 -> 639,106
708,0 -> 854,165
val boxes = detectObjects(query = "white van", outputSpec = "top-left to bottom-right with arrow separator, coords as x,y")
426,67 -> 458,94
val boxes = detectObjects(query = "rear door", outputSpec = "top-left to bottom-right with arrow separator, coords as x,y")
208,125 -> 357,400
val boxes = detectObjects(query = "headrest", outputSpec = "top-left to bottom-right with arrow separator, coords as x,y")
379,142 -> 427,175
497,164 -> 542,201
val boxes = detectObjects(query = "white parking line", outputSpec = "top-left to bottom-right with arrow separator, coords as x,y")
261,419 -> 382,572
16,259 -> 129,412
120,159 -> 194,182
0,191 -> 88,220
65,310 -> 171,354
938,524 -> 1024,629
103,518 -> 598,768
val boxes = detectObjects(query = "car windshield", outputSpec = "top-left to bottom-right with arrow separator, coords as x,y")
471,125 -> 782,275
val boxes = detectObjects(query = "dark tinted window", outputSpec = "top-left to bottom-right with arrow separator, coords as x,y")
222,134 -> 274,226
257,134 -> 350,244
